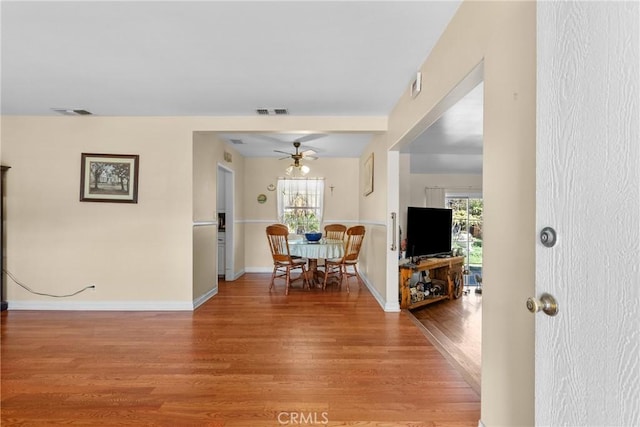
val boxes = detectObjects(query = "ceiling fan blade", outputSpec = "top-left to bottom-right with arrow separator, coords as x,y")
303,155 -> 318,160
274,150 -> 291,155
301,149 -> 317,157
294,133 -> 326,144
278,155 -> 290,160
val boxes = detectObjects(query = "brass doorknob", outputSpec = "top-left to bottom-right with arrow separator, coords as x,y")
526,293 -> 558,316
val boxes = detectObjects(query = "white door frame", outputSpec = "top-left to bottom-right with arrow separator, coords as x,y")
217,163 -> 235,281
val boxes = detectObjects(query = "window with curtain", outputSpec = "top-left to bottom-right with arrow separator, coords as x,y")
277,178 -> 325,233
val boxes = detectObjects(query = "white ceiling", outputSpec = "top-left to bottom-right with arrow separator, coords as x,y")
1,1 -> 482,173
216,132 -> 373,158
404,82 -> 483,174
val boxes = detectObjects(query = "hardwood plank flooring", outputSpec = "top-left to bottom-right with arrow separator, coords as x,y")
1,274 -> 480,426
407,287 -> 482,394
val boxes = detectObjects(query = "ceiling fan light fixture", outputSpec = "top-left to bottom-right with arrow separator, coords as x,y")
280,140 -> 316,176
285,163 -> 310,177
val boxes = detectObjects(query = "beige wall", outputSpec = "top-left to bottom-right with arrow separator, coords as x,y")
2,117 -> 195,308
243,157 -> 361,272
192,224 -> 217,303
409,173 -> 482,206
1,117 -> 372,308
357,136 -> 391,301
367,1 -> 536,426
192,133 -> 218,303
192,132 -> 245,303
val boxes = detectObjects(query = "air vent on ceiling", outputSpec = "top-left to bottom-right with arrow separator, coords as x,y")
229,139 -> 244,145
52,108 -> 93,116
256,108 -> 289,116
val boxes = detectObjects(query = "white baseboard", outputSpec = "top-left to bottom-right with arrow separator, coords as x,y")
7,300 -> 193,311
193,285 -> 218,309
5,272 -> 395,313
244,267 -> 272,273
230,269 -> 246,280
358,274 -> 399,312
383,299 -> 401,312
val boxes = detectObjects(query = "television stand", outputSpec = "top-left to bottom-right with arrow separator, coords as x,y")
399,256 -> 464,310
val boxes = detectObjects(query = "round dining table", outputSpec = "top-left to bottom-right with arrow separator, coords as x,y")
288,238 -> 345,286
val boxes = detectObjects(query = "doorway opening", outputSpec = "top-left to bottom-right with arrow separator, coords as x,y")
217,164 -> 234,282
391,61 -> 484,395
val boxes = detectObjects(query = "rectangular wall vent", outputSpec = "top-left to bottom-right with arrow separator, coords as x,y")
52,108 -> 93,116
256,108 -> 289,115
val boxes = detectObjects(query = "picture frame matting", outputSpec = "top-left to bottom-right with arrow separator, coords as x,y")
80,153 -> 139,203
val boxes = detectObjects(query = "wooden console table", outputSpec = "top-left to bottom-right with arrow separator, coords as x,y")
399,256 -> 464,310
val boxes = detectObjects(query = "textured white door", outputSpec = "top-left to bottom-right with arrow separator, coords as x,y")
536,2 -> 639,426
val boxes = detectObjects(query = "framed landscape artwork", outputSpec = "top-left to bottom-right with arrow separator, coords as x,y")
80,153 -> 139,203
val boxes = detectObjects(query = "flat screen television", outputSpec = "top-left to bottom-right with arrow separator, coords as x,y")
406,207 -> 453,260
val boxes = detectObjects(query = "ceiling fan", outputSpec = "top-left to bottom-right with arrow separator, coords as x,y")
275,141 -> 318,164
275,139 -> 319,176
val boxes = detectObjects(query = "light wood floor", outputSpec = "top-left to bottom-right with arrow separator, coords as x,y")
1,273 -> 480,426
407,287 -> 482,394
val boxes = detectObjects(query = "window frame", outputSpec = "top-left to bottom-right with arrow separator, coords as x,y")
276,178 -> 325,234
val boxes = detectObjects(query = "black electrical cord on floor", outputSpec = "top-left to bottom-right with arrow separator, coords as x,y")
3,269 -> 94,298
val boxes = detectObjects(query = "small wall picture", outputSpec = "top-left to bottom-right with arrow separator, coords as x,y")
80,153 -> 139,203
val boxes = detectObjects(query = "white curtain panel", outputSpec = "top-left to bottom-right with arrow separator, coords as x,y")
424,187 -> 446,208
277,178 -> 325,229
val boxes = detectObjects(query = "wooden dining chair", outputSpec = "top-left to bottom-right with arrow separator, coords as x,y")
324,223 -> 347,241
322,225 -> 366,293
265,224 -> 309,295
271,223 -> 303,259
